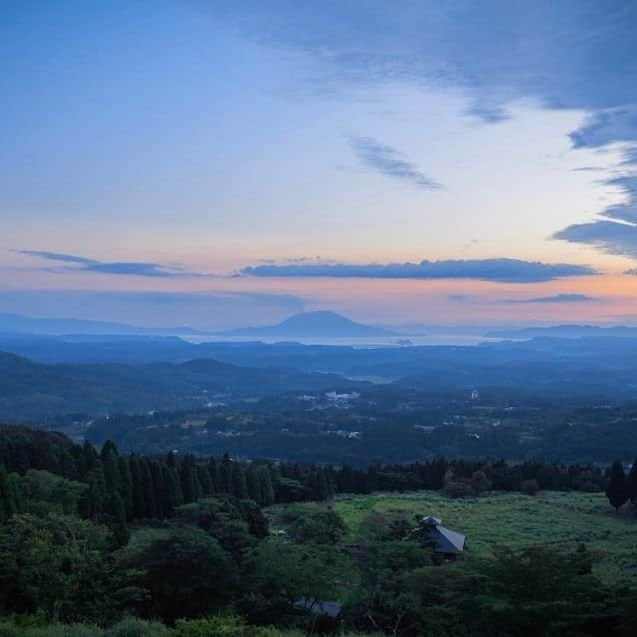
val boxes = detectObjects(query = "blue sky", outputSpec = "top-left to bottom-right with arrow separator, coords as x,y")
2,1 -> 637,328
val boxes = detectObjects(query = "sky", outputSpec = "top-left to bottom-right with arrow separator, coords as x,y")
2,0 -> 637,329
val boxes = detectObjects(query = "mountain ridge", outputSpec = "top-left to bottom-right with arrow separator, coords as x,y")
225,310 -> 394,338
486,324 -> 637,339
0,312 -> 205,337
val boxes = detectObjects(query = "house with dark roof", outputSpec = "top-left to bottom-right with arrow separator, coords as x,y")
412,516 -> 465,557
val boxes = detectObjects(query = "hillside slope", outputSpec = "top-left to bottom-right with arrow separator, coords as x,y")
0,351 -> 361,420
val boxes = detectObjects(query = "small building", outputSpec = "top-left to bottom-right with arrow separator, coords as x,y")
413,516 -> 465,556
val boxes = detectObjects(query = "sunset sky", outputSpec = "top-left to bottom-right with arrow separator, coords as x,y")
2,1 -> 637,329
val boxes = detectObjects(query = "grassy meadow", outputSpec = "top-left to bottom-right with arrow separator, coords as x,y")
269,490 -> 637,585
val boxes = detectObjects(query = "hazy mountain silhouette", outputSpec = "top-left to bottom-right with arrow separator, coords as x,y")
0,312 -> 204,336
486,324 -> 637,339
225,311 -> 394,338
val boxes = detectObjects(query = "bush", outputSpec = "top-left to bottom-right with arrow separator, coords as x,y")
0,621 -> 102,637
105,617 -> 172,637
441,480 -> 474,498
520,479 -> 539,496
288,509 -> 346,544
471,470 -> 492,494
175,616 -> 282,637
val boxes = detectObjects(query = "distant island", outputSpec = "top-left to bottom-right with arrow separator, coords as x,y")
486,324 -> 637,339
223,310 -> 395,338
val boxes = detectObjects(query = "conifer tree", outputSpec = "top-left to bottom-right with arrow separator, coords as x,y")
627,458 -> 637,504
246,466 -> 261,503
218,455 -> 232,494
6,472 -> 22,518
82,463 -> 107,518
197,465 -> 213,496
180,455 -> 201,503
118,456 -> 134,519
256,466 -> 275,505
231,462 -> 248,499
140,458 -> 157,518
0,464 -> 13,523
129,455 -> 146,519
80,441 -> 99,479
101,441 -> 121,496
164,465 -> 184,516
150,460 -> 164,518
606,460 -> 629,511
108,491 -> 130,547
208,458 -> 218,492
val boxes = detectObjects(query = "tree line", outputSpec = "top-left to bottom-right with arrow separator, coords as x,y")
0,425 -> 613,532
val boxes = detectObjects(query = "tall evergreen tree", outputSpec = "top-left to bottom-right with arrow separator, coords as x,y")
108,491 -> 130,547
101,442 -> 121,496
627,458 -> 637,504
150,461 -> 165,518
163,465 -> 184,516
231,462 -> 249,499
0,465 -> 20,523
129,455 -> 146,519
217,460 -> 230,494
118,456 -> 134,519
606,460 -> 629,511
208,458 -> 218,492
246,466 -> 261,504
79,441 -> 99,480
197,465 -> 213,497
180,455 -> 201,503
0,464 -> 9,523
140,458 -> 157,518
82,463 -> 107,519
256,466 -> 275,506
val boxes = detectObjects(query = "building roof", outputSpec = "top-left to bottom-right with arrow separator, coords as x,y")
432,525 -> 465,553
420,516 -> 465,553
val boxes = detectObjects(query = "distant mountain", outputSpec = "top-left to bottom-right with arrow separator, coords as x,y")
486,324 -> 637,339
225,311 -> 395,338
0,312 -> 204,336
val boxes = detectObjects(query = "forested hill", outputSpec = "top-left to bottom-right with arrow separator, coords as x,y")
0,351 -> 362,421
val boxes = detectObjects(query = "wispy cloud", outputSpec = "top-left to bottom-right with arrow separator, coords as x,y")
215,3 -> 637,123
555,108 -> 637,258
18,250 -> 211,279
241,258 -> 595,283
19,250 -> 96,265
502,294 -> 597,304
349,136 -> 442,190
218,3 -> 637,257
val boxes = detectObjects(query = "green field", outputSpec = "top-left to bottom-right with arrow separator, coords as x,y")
270,491 -> 637,585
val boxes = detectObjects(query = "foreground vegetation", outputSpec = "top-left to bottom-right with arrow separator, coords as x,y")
0,615 -> 373,637
271,490 -> 637,585
1,425 -> 636,635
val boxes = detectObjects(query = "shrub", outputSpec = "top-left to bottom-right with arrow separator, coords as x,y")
0,621 -> 102,637
520,479 -> 539,496
471,470 -> 492,494
175,616 -> 282,637
105,617 -> 172,637
441,480 -> 474,498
